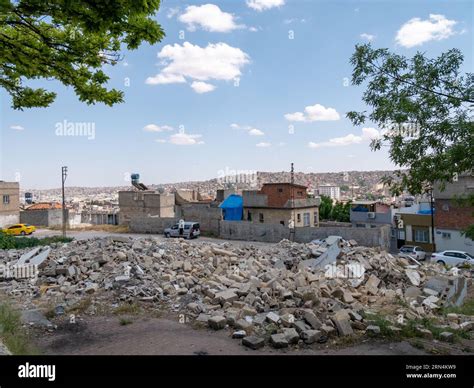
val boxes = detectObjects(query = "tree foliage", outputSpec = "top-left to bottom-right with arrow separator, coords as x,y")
347,44 -> 474,196
318,195 -> 351,222
0,0 -> 165,109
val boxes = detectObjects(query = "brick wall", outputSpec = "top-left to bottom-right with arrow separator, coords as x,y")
435,199 -> 474,230
260,184 -> 307,207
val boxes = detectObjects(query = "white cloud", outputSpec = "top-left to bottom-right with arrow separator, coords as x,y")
360,33 -> 375,41
155,139 -> 167,143
178,4 -> 244,33
10,125 -> 24,131
247,0 -> 285,11
396,14 -> 457,48
248,128 -> 264,136
169,133 -> 204,146
361,127 -> 381,140
143,124 -> 174,132
167,7 -> 179,19
146,73 -> 186,85
191,81 -> 216,94
285,103 -> 340,122
231,123 -> 264,136
308,127 -> 380,149
256,142 -> 271,147
248,26 -> 259,32
146,42 -> 250,93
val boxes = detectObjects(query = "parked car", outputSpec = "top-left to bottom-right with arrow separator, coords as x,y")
2,223 -> 36,236
430,250 -> 474,267
399,245 -> 427,261
164,222 -> 200,239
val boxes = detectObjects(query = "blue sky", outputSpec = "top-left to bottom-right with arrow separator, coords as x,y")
1,0 -> 472,189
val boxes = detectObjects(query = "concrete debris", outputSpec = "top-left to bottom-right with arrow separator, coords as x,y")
208,316 -> 226,330
0,235 -> 471,350
242,336 -> 265,350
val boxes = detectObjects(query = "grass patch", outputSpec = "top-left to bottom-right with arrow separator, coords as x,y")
48,224 -> 129,233
0,231 -> 72,249
119,318 -> 133,326
365,312 -> 469,342
440,298 -> 474,316
114,302 -> 141,316
0,303 -> 37,355
67,297 -> 93,315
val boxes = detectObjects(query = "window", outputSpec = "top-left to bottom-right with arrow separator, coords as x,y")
314,212 -> 318,226
297,213 -> 301,222
442,232 -> 451,239
303,213 -> 310,227
370,224 -> 377,228
356,223 -> 366,228
247,211 -> 252,221
297,191 -> 303,196
278,188 -> 283,193
280,221 -> 285,226
259,213 -> 264,223
414,229 -> 429,243
2,195 -> 9,205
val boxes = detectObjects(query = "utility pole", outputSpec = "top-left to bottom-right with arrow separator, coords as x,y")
61,166 -> 68,238
290,163 -> 295,242
430,188 -> 436,252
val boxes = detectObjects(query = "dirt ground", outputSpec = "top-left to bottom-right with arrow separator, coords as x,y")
31,313 -> 431,356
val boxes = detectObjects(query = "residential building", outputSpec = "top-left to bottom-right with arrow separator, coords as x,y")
243,183 -> 320,227
118,190 -> 175,225
20,202 -> 68,227
318,185 -> 341,201
350,200 -> 392,228
0,181 -> 20,227
434,173 -> 474,254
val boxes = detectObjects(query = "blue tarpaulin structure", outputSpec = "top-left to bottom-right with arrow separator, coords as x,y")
219,194 -> 243,221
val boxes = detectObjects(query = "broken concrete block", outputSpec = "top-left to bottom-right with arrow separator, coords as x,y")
303,310 -> 322,329
439,332 -> 454,343
282,328 -> 300,344
366,325 -> 381,335
446,313 -> 459,323
300,329 -> 322,344
208,316 -> 226,330
266,312 -> 281,324
459,321 -> 474,332
320,324 -> 337,337
215,290 -> 238,304
405,269 -> 421,286
292,320 -> 311,334
270,333 -> 289,348
234,319 -> 252,332
416,328 -> 433,339
365,274 -> 381,295
331,315 -> 354,337
242,336 -> 265,350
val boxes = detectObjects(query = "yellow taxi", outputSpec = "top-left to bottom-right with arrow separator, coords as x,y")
2,223 -> 36,236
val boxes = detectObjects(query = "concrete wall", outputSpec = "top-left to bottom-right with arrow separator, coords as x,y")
129,216 -> 177,234
180,203 -> 222,235
20,209 -> 66,227
0,213 -> 19,228
219,220 -> 391,249
119,191 -> 175,224
434,174 -> 474,199
435,228 -> 474,255
244,207 -> 319,227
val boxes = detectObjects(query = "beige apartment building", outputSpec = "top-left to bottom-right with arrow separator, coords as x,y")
0,181 -> 20,228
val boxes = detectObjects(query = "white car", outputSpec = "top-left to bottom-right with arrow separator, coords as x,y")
430,250 -> 474,267
399,245 -> 426,261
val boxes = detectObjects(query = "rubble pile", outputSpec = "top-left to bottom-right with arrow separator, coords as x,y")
0,235 -> 472,349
